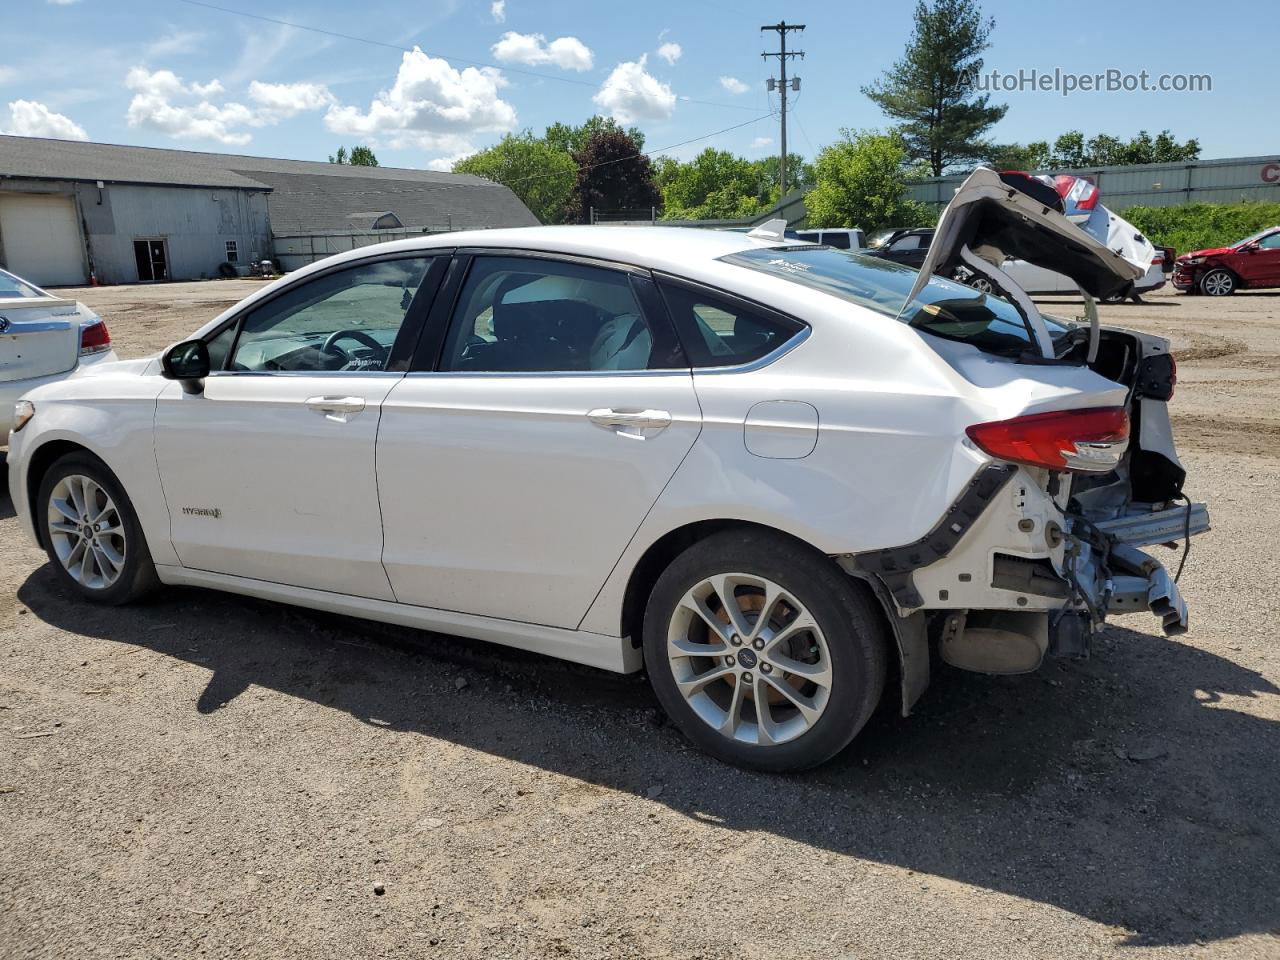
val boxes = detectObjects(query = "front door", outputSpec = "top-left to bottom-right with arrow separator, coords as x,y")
154,254 -> 442,599
1238,231 -> 1280,285
377,253 -> 701,629
133,239 -> 169,282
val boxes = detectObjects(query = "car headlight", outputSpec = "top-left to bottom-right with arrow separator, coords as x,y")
1183,257 -> 1203,265
12,399 -> 34,433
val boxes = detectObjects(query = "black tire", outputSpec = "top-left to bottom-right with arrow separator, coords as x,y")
1129,292 -> 1144,304
1199,268 -> 1235,297
642,529 -> 888,772
36,452 -> 159,605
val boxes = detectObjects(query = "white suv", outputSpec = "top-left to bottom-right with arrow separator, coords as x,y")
8,170 -> 1208,771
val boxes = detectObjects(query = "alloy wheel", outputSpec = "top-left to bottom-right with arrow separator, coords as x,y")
1202,271 -> 1234,296
666,573 -> 832,746
46,474 -> 127,590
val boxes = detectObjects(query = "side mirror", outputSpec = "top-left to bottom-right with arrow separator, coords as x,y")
161,338 -> 210,395
1242,242 -> 1260,253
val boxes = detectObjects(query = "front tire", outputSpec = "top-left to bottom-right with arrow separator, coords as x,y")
1200,268 -> 1236,296
642,529 -> 888,772
37,452 -> 159,605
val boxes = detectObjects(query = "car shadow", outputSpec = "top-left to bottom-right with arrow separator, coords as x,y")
14,562 -> 1280,947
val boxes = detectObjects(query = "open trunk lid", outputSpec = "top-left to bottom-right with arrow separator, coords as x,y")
0,296 -> 83,383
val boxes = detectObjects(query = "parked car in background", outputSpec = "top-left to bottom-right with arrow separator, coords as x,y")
965,246 -> 1171,302
1173,226 -> 1280,296
794,228 -> 867,251
1,266 -> 115,438
9,170 -> 1208,771
862,227 -> 933,269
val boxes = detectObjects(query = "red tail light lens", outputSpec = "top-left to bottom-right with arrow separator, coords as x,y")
966,407 -> 1129,473
79,319 -> 111,356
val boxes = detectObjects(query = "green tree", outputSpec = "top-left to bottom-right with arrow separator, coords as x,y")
545,116 -> 645,157
659,148 -> 756,216
328,145 -> 379,166
453,132 -> 577,225
984,140 -> 1051,171
862,0 -> 1007,176
571,126 -> 660,222
805,129 -> 932,230
1047,129 -> 1200,168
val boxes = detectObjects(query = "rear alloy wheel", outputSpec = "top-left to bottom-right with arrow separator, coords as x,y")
38,453 -> 158,604
1199,268 -> 1235,296
967,276 -> 994,294
643,530 -> 887,772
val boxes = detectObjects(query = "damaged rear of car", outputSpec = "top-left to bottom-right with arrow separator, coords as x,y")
880,167 -> 1207,677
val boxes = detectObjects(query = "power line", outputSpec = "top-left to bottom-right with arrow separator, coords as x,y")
500,113 -> 773,187
171,0 -> 759,112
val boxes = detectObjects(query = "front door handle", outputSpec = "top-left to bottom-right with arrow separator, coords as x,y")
305,396 -> 366,421
587,408 -> 672,433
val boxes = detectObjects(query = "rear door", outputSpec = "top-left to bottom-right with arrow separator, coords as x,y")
377,251 -> 701,629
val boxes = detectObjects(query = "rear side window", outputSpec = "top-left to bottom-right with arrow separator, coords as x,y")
657,279 -> 805,368
824,232 -> 852,250
796,232 -> 820,243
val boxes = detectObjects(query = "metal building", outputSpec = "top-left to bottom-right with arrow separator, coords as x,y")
907,154 -> 1280,212
0,135 -> 538,287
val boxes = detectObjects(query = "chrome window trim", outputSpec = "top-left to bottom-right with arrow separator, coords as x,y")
206,369 -> 407,379
403,367 -> 692,380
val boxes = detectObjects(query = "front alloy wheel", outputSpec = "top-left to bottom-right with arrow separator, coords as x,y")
1200,268 -> 1235,296
47,474 -> 127,590
644,529 -> 887,772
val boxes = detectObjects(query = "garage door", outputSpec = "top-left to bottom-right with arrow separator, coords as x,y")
0,193 -> 87,287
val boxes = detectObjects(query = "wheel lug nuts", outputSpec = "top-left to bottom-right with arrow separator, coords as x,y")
724,656 -> 736,667
760,663 -> 772,674
752,638 -> 764,650
729,635 -> 741,647
743,672 -> 754,684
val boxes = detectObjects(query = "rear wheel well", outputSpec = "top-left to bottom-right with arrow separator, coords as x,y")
24,440 -> 94,547
620,520 -> 897,662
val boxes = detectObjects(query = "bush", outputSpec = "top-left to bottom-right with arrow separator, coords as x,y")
805,129 -> 934,231
1117,201 -> 1280,255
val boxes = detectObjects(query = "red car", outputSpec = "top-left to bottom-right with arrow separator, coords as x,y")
1173,226 -> 1280,296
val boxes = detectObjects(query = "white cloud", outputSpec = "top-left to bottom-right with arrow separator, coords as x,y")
3,99 -> 89,140
147,29 -> 205,58
751,135 -> 774,148
656,41 -> 682,66
490,0 -> 505,23
125,67 -> 332,145
426,151 -> 472,172
593,55 -> 676,125
491,32 -> 593,72
324,47 -> 517,152
247,81 -> 336,121
719,76 -> 749,95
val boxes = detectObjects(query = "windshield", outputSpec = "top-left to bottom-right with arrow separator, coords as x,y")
867,229 -> 898,250
1235,227 -> 1280,248
721,246 -> 1071,360
0,268 -> 45,299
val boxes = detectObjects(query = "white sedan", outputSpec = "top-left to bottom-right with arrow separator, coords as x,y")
8,169 -> 1208,771
1,267 -> 116,436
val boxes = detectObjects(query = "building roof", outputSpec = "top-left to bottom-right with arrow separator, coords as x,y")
0,135 -> 539,233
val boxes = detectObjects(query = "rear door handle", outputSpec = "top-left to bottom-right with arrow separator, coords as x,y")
587,408 -> 672,432
305,396 -> 366,420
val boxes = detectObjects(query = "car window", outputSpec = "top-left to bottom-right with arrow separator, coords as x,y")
658,279 -> 805,368
796,232 -> 820,243
720,245 -> 1071,361
0,269 -> 44,299
226,257 -> 432,373
889,234 -> 922,252
440,257 -> 663,373
1256,232 -> 1280,250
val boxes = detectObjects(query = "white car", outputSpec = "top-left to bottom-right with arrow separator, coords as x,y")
1,267 -> 116,437
8,169 -> 1209,771
794,228 -> 867,251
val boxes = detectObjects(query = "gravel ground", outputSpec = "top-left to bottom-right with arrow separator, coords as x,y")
1,280 -> 1278,959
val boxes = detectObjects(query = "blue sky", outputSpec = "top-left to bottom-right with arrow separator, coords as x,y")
3,0 -> 1275,171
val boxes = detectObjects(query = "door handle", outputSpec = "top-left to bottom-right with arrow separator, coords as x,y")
587,408 -> 672,431
305,396 -> 366,419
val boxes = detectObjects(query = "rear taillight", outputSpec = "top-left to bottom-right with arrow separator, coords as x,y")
1053,174 -> 1100,212
965,407 -> 1129,474
1151,254 -> 1164,265
79,319 -> 111,356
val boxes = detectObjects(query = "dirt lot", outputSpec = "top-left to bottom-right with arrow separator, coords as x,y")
2,279 -> 1278,959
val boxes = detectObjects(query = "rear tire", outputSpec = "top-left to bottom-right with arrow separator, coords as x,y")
1199,268 -> 1235,296
37,452 -> 159,605
642,529 -> 888,772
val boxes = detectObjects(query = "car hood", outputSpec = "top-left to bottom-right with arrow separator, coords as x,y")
1179,246 -> 1234,260
906,167 -> 1149,305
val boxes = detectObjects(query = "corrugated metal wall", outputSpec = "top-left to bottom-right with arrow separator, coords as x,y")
908,154 -> 1280,211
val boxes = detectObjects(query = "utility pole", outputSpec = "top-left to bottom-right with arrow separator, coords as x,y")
762,21 -> 804,197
